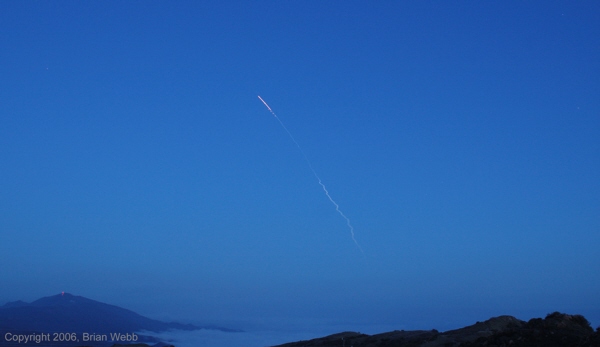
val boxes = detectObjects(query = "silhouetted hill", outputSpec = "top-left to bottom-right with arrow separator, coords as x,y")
273,312 -> 600,347
0,293 -> 198,334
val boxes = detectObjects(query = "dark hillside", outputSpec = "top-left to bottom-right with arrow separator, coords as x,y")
273,312 -> 599,347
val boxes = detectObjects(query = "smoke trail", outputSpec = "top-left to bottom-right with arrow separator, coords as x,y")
257,95 -> 273,112
257,95 -> 364,255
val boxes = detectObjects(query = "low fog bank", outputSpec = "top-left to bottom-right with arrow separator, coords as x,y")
146,329 -> 318,347
143,307 -> 600,347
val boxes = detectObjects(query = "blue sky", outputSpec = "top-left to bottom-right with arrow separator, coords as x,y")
1,0 -> 599,336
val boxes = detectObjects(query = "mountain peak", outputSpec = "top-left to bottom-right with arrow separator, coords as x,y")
29,292 -> 102,308
0,293 -> 202,335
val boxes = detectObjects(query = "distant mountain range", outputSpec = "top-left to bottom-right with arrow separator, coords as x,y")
0,293 -> 239,346
272,312 -> 600,347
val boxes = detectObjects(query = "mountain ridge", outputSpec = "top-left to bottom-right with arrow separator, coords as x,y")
272,312 -> 600,347
0,292 -> 200,334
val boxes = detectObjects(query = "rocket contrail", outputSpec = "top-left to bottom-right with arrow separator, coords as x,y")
257,95 -> 273,112
257,95 -> 364,255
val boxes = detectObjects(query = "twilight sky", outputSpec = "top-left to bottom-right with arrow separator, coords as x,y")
1,0 -> 599,336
